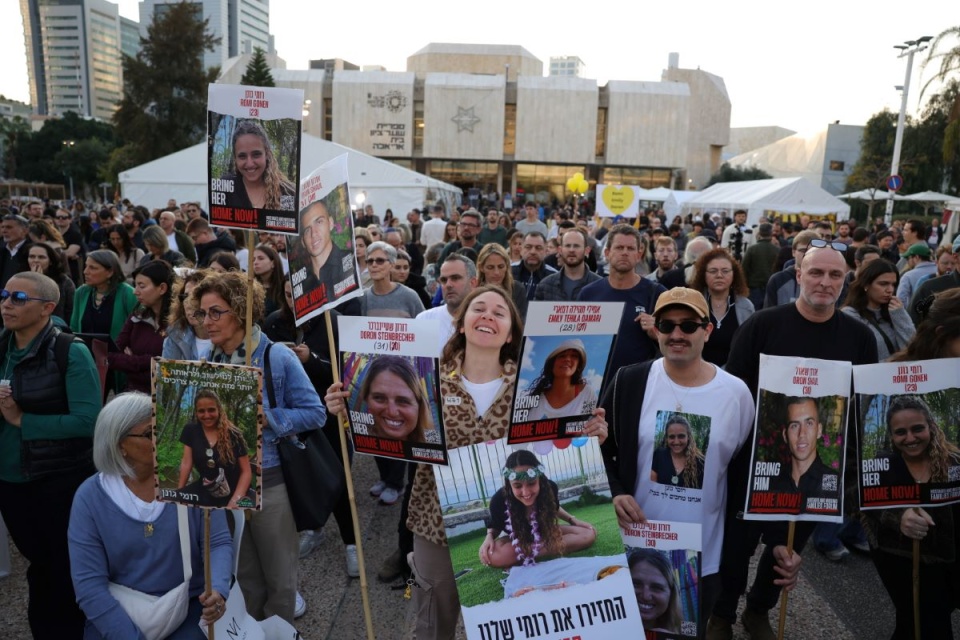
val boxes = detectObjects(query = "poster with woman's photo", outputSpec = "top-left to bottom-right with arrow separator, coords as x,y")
621,520 -> 702,639
854,359 -> 960,509
436,436 -> 642,639
207,83 -> 303,232
152,359 -> 263,510
288,155 -> 362,323
743,355 -> 851,522
508,301 -> 622,444
339,316 -> 446,465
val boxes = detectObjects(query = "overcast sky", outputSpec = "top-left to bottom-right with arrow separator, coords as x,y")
1,0 -> 953,135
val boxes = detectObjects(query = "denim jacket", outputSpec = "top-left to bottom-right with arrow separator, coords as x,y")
161,324 -> 208,362
250,335 -> 326,470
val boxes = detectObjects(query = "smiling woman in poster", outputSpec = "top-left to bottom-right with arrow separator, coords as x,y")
177,388 -> 253,509
479,450 -> 596,569
861,394 -> 960,639
650,414 -> 705,488
524,339 -> 597,420
627,547 -> 682,634
357,355 -> 433,443
221,119 -> 295,211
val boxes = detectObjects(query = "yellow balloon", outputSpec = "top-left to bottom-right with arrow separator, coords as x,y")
573,172 -> 584,182
577,178 -> 589,193
566,178 -> 576,192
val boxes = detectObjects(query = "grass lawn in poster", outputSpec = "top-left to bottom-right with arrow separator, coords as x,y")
152,358 -> 263,510
854,359 -> 960,509
207,84 -> 303,232
509,301 -> 621,444
743,355 -> 850,522
436,436 -> 642,638
287,156 -> 362,323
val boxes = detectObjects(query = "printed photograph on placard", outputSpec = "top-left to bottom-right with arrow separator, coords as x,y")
288,155 -> 362,323
436,437 -> 642,639
650,412 -> 709,489
744,355 -> 851,522
207,84 -> 303,232
621,521 -> 702,639
152,359 -> 263,510
340,352 -> 445,464
509,301 -> 621,444
854,359 -> 960,510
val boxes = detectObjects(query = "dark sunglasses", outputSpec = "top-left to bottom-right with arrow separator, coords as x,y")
366,257 -> 389,266
0,289 -> 53,305
655,319 -> 708,334
809,238 -> 847,252
55,215 -> 72,221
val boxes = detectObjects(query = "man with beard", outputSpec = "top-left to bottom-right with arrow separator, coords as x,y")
534,228 -> 600,302
121,209 -> 145,250
437,209 -> 484,268
512,231 -> 557,306
52,209 -> 86,284
478,207 -> 508,248
416,254 -> 477,346
645,236 -> 680,287
578,224 -> 665,378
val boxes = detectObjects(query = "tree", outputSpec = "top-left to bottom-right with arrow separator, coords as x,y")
13,111 -> 116,185
112,1 -> 220,171
704,163 -> 772,187
922,27 -> 960,163
0,115 -> 31,179
240,47 -> 275,87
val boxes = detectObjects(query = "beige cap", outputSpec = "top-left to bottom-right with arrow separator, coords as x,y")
653,287 -> 709,319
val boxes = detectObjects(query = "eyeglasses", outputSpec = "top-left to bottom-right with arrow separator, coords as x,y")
705,268 -> 733,276
124,428 -> 154,440
809,239 -> 847,252
0,290 -> 53,305
366,257 -> 389,266
192,307 -> 235,322
655,319 -> 708,334
55,215 -> 71,221
459,221 -> 479,228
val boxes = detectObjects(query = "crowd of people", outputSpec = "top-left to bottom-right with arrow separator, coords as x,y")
0,193 -> 958,639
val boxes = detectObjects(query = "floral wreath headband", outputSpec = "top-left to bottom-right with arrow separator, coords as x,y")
503,465 -> 546,482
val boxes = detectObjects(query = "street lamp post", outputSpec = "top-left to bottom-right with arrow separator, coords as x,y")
885,35 -> 933,227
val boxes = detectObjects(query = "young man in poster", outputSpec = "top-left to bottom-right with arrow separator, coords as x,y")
298,199 -> 354,304
768,397 -> 836,510
600,287 -> 760,636
711,244 -> 878,640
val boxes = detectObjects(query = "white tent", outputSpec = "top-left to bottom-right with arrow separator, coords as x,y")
119,133 -> 461,215
837,189 -> 903,201
679,177 -> 850,226
662,190 -> 700,218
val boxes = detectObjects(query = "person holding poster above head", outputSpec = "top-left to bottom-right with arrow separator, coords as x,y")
600,287 -> 755,638
767,397 -> 834,509
712,241 -> 877,639
650,414 -> 705,489
627,547 -> 683,634
861,395 -> 960,639
523,339 -> 597,421
478,450 -> 596,568
221,119 -> 296,211
177,388 -> 253,509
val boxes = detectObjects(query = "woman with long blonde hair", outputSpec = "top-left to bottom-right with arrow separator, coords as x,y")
223,119 -> 296,211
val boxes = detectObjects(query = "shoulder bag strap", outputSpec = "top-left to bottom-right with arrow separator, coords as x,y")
862,312 -> 896,355
263,343 -> 277,409
176,505 -> 191,582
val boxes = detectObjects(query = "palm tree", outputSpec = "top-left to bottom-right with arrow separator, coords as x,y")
922,27 -> 960,162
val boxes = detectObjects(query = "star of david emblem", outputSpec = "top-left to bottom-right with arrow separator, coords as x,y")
451,107 -> 481,133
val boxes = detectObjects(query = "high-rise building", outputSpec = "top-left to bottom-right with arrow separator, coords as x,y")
549,56 -> 585,78
139,0 -> 274,71
20,0 -> 128,120
120,15 -> 142,59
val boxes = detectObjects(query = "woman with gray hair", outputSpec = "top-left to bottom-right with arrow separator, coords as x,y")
68,392 -> 232,639
71,249 -> 138,342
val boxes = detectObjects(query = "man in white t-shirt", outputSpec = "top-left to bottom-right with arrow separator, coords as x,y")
419,205 -> 447,252
600,288 -> 794,634
415,254 -> 476,345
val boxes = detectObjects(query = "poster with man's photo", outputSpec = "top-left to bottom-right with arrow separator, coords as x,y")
854,359 -> 960,509
621,520 -> 702,639
436,436 -> 642,639
339,316 -> 446,465
508,301 -> 622,444
743,355 -> 851,522
287,154 -> 362,323
152,359 -> 263,510
207,83 -> 303,232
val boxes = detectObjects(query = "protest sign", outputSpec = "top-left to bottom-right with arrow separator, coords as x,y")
339,316 -> 446,465
287,154 -> 362,323
743,355 -> 851,522
621,520 -> 701,639
509,301 -> 622,443
595,185 -> 641,219
436,436 -> 642,639
854,358 -> 960,509
207,83 -> 303,232
152,359 -> 263,510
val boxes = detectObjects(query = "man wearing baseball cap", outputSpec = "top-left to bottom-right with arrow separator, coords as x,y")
600,287 -> 755,633
896,242 -> 936,307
